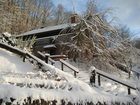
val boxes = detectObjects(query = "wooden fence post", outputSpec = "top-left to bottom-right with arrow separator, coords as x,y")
61,63 -> 64,71
98,74 -> 101,86
128,87 -> 131,95
23,53 -> 26,62
74,71 -> 76,78
45,54 -> 50,63
90,70 -> 96,84
51,62 -> 54,65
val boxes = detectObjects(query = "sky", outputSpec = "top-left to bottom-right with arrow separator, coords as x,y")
53,0 -> 140,37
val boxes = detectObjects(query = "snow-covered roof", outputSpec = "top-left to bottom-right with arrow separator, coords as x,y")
17,24 -> 76,37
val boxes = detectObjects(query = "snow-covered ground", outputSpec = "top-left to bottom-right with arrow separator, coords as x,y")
0,48 -> 138,105
53,59 -> 140,104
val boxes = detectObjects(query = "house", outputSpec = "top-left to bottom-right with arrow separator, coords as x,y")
15,23 -> 76,56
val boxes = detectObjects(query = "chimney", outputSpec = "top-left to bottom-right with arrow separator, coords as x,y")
70,14 -> 79,23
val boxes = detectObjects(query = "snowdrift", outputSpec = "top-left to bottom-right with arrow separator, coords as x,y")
0,48 -> 134,105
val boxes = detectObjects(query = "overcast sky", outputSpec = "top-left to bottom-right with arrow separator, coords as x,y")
53,0 -> 140,36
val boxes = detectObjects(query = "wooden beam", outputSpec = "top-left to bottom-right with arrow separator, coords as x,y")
48,58 -> 55,65
50,55 -> 67,61
94,69 -> 136,90
98,74 -> 101,86
60,59 -> 80,77
91,69 -> 136,95
60,59 -> 79,75
0,42 -> 25,56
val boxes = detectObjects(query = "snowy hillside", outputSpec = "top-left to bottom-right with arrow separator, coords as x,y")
0,47 -> 136,105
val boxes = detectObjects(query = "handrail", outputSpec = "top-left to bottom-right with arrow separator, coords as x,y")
37,51 -> 54,65
26,52 -> 44,65
59,59 -> 79,77
0,42 -> 79,78
48,58 -> 55,65
37,51 -> 78,77
37,51 -> 45,58
50,55 -> 67,58
0,42 -> 25,56
0,42 -> 46,70
0,42 -> 26,62
91,68 -> 136,95
50,55 -> 67,61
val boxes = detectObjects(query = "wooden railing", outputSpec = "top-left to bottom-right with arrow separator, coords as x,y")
1,42 -> 137,95
91,68 -> 136,95
50,55 -> 67,61
60,59 -> 79,77
0,42 -> 79,78
48,58 -> 55,65
37,51 -> 55,65
37,51 -> 50,63
0,42 -> 47,70
37,51 -> 79,77
0,42 -> 26,62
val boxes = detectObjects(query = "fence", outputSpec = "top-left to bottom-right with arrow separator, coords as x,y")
59,59 -> 79,77
91,68 -> 136,95
0,42 -> 47,70
37,51 -> 79,77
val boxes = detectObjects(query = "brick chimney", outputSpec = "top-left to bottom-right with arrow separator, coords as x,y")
70,14 -> 79,23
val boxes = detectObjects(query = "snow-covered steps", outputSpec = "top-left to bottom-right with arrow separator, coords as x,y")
0,46 -> 136,105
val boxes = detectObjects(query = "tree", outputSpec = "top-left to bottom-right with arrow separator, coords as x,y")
86,0 -> 97,14
0,0 -> 54,34
117,25 -> 131,40
53,4 -> 72,25
64,12 -> 117,61
54,4 -> 65,24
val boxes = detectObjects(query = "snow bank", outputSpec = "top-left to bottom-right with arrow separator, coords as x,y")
0,83 -> 133,105
0,48 -> 34,73
0,47 -> 135,105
